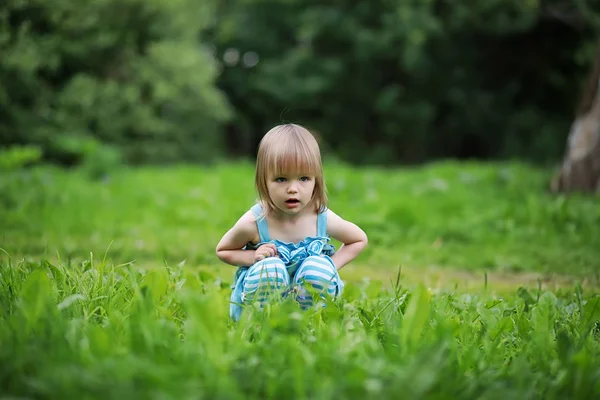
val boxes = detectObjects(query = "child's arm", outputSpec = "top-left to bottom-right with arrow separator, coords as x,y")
216,211 -> 257,266
216,211 -> 267,266
326,209 -> 368,270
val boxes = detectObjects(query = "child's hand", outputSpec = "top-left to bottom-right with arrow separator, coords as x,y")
254,243 -> 278,262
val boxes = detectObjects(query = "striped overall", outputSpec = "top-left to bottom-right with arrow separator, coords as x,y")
229,203 -> 344,321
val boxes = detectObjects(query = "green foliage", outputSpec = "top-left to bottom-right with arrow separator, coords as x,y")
0,0 -> 230,164
2,1 -> 600,165
0,145 -> 45,215
1,158 -> 599,397
53,135 -> 123,179
0,145 -> 41,170
1,162 -> 599,277
215,0 -> 600,163
0,255 -> 599,398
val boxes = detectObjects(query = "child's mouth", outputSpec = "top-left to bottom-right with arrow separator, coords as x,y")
285,199 -> 300,206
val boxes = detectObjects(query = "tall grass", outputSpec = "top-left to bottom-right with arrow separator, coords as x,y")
1,253 -> 599,399
1,161 -> 600,398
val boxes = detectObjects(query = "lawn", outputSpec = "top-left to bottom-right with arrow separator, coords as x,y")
2,160 -> 599,289
1,160 -> 600,399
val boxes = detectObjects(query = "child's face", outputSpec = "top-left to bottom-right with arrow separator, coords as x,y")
266,171 -> 316,216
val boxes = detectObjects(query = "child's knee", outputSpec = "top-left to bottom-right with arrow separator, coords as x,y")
294,256 -> 338,295
242,258 -> 289,302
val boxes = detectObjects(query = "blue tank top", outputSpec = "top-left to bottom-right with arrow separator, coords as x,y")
229,203 -> 339,321
242,203 -> 336,276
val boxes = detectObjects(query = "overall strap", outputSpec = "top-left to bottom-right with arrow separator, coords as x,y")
317,208 -> 328,237
251,203 -> 271,242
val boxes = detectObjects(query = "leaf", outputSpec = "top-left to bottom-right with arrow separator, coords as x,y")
490,316 -> 514,341
583,296 -> 600,329
400,285 -> 430,349
19,269 -> 56,326
556,329 -> 573,362
89,325 -> 112,356
141,268 -> 169,301
517,287 -> 536,310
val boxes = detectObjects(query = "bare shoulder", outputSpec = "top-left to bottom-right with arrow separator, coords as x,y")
216,209 -> 260,251
326,208 -> 367,243
235,209 -> 260,243
325,208 -> 342,224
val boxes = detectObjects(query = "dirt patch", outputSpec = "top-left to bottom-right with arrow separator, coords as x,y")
342,264 -> 600,294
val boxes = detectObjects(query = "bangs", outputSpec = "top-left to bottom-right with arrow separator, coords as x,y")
266,137 -> 320,177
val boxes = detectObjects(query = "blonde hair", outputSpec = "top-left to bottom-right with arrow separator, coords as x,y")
255,123 -> 328,214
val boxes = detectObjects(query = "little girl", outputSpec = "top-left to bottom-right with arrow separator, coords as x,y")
216,123 -> 368,321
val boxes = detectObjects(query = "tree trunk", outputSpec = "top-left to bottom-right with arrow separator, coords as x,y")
551,45 -> 600,194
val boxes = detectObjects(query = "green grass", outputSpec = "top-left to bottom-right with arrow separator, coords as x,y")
1,160 -> 600,399
0,254 -> 599,399
1,160 -> 599,279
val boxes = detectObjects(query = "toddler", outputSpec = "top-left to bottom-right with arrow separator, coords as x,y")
216,123 -> 368,321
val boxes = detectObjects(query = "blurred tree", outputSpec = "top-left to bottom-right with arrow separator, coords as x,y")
212,0 -> 600,165
551,41 -> 600,193
3,0 -> 600,167
0,0 -> 230,165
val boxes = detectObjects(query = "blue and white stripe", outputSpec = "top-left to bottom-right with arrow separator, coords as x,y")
293,255 -> 338,309
241,258 -> 289,304
228,203 -> 344,321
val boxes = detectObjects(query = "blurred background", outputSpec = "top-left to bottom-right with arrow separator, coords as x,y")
3,5 -> 600,396
2,0 -> 600,287
2,0 -> 600,170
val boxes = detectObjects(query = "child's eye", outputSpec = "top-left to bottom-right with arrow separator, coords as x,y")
275,177 -> 287,182
300,176 -> 310,182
